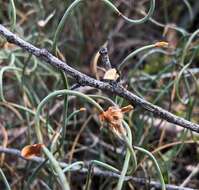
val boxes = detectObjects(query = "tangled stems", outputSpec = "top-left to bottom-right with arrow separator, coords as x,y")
118,42 -> 168,71
34,90 -> 103,144
85,160 -> 120,190
118,44 -> 157,71
52,0 -> 155,52
180,28 -> 199,65
175,29 -> 199,104
117,122 -> 165,190
134,146 -> 166,190
51,108 -> 85,152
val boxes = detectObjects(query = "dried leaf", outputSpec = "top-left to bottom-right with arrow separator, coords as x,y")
103,68 -> 119,81
21,144 -> 43,159
3,42 -> 16,49
121,105 -> 134,113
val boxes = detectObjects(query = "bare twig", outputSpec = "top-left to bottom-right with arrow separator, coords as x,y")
0,147 -> 196,190
99,47 -> 112,69
0,24 -> 199,133
180,163 -> 199,187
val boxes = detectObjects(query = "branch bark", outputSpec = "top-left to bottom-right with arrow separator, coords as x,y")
0,24 -> 199,133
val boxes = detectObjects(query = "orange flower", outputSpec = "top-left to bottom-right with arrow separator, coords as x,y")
99,105 -> 133,137
21,144 -> 44,159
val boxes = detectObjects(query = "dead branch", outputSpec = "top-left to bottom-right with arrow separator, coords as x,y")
0,24 -> 199,133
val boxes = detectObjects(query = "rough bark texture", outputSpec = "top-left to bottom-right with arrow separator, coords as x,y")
0,24 -> 199,133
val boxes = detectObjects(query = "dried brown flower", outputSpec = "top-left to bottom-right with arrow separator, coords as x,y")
99,105 -> 133,137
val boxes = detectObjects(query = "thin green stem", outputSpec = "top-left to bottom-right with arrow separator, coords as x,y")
0,168 -> 11,190
63,161 -> 84,173
116,147 -> 131,190
116,122 -> 137,190
0,66 -> 22,102
118,44 -> 157,71
42,146 -> 70,190
9,0 -> 16,30
181,28 -> 199,65
52,0 -> 155,52
90,160 -> 119,173
123,121 -> 137,173
51,109 -> 85,152
84,160 -> 120,190
134,146 -> 166,190
35,90 -> 103,143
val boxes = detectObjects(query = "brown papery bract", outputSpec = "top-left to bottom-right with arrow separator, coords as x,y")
99,105 -> 133,138
21,144 -> 44,159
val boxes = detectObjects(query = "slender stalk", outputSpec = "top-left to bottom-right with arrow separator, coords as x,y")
35,90 -> 103,143
63,161 -> 84,173
118,44 -> 158,71
134,146 -> 166,190
0,168 -> 11,190
116,148 -> 131,190
9,0 -> 16,30
116,122 -> 137,190
52,0 -> 155,51
42,145 -> 70,190
181,28 -> 199,65
0,66 -> 22,102
90,160 -> 119,173
123,122 -> 137,173
84,160 -> 120,190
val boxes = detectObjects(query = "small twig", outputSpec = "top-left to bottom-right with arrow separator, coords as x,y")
99,47 -> 112,70
180,163 -> 199,187
0,24 -> 199,133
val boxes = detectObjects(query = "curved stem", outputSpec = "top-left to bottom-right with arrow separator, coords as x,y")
90,160 -> 119,173
9,0 -> 16,30
116,147 -> 131,190
0,66 -> 22,102
52,0 -> 156,52
123,122 -> 137,173
63,161 -> 84,173
118,44 -> 158,71
116,122 -> 137,190
181,28 -> 199,65
35,90 -> 103,143
0,168 -> 11,190
119,0 -> 155,24
134,146 -> 166,190
42,145 -> 70,190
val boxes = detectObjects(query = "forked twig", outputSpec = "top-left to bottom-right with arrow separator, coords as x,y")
0,24 -> 199,133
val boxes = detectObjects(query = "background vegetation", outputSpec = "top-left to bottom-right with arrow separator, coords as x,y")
0,0 -> 199,189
